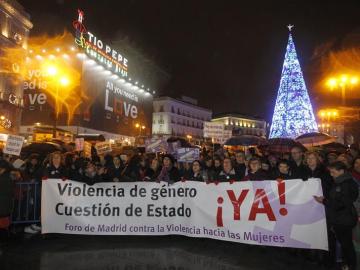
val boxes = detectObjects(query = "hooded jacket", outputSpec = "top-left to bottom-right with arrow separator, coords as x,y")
324,172 -> 359,227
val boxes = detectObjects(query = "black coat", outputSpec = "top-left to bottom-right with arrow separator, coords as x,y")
217,169 -> 241,182
273,172 -> 292,180
188,172 -> 205,182
289,160 -> 307,180
234,162 -> 246,179
144,166 -> 162,181
304,165 -> 333,198
0,172 -> 13,217
43,165 -> 68,179
324,173 -> 359,227
243,169 -> 269,181
157,166 -> 181,183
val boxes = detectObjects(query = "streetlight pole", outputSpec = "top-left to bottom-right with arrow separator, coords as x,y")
327,74 -> 358,106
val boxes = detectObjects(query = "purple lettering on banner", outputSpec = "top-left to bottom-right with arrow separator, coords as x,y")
250,181 -> 326,249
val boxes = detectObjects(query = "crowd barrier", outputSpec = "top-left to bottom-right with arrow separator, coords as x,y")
11,182 -> 41,224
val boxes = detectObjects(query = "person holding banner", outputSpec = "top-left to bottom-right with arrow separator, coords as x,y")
107,155 -> 125,182
144,158 -> 162,181
188,160 -> 206,182
274,159 -> 292,180
218,157 -> 240,182
43,152 -> 67,179
314,161 -> 358,270
157,154 -> 180,184
242,157 -> 269,181
234,151 -> 246,179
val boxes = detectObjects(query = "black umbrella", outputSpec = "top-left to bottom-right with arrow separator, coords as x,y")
224,135 -> 266,146
259,138 -> 306,154
21,142 -> 64,159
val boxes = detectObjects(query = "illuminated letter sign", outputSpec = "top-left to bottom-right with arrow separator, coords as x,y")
73,10 -> 128,77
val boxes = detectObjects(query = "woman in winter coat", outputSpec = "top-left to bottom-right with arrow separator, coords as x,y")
144,158 -> 162,181
314,161 -> 358,270
188,160 -> 206,182
304,151 -> 332,198
242,157 -> 269,181
43,151 -> 67,179
157,154 -> 180,184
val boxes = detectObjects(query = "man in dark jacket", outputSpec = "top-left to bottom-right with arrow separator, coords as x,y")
289,146 -> 307,180
234,151 -> 246,179
314,161 -> 358,270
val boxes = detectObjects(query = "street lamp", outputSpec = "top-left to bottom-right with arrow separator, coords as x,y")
186,134 -> 192,142
326,74 -> 359,105
135,123 -> 146,136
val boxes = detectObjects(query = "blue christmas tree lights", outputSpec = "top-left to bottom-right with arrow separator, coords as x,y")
269,31 -> 318,139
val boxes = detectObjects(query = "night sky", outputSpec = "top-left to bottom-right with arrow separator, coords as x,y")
19,0 -> 360,121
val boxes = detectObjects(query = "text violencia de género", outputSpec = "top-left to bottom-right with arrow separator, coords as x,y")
57,183 -> 197,200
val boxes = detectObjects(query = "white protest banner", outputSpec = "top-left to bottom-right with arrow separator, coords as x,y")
203,122 -> 224,139
75,138 -> 85,151
145,138 -> 168,153
95,142 -> 112,155
176,148 -> 200,162
42,178 -> 328,250
3,134 -> 25,156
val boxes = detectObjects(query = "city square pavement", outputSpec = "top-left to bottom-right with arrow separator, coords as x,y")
0,234 -> 343,270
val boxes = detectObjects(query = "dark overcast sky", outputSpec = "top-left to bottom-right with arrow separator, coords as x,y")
18,0 -> 360,121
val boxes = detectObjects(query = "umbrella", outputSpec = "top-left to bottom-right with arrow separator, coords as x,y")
21,142 -> 64,159
295,132 -> 336,148
224,135 -> 267,146
259,138 -> 306,154
321,142 -> 348,154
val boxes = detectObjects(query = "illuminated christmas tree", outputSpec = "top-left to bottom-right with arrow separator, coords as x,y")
269,26 -> 318,139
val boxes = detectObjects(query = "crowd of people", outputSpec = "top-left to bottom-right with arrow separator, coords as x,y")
0,143 -> 360,269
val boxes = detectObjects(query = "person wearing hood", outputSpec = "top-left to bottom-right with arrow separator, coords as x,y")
314,161 -> 358,270
157,154 -> 180,184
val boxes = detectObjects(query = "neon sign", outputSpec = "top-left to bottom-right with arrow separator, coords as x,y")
73,10 -> 128,77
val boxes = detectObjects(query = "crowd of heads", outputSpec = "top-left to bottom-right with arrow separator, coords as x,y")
0,142 -> 359,185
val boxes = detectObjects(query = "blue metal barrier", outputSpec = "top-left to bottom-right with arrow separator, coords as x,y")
11,182 -> 41,224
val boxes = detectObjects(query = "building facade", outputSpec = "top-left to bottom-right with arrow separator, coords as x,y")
211,113 -> 267,137
0,0 -> 32,134
152,96 -> 212,138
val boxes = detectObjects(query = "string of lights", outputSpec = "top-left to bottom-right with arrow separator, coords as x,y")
269,32 -> 318,139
